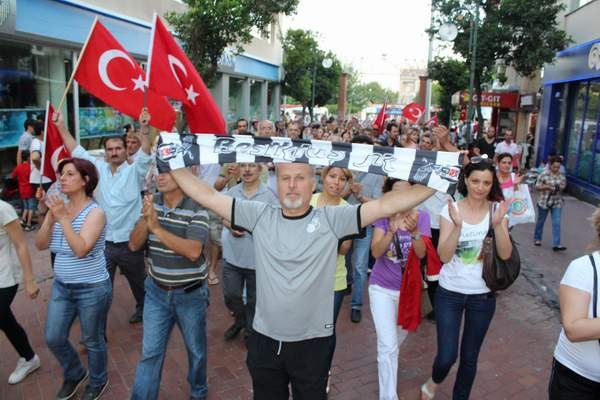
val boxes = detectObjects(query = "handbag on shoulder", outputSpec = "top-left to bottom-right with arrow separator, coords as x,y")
480,203 -> 521,292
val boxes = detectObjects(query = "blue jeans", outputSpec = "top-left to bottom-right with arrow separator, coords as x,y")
432,286 -> 496,400
351,225 -> 373,309
131,277 -> 209,400
534,206 -> 562,247
45,279 -> 112,387
328,289 -> 345,370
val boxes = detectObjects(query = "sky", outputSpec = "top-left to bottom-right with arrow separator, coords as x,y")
284,0 -> 433,92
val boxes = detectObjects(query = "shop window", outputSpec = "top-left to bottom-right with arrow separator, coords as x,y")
589,81 -> 600,185
566,83 -> 587,175
228,78 -> 244,132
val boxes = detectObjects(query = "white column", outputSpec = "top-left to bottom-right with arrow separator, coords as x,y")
260,81 -> 268,119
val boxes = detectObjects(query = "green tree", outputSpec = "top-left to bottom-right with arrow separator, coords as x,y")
347,80 -> 399,114
281,29 -> 342,120
432,0 -> 570,135
165,0 -> 299,86
428,57 -> 469,126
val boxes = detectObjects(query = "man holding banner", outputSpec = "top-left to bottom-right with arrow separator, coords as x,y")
166,162 -> 436,400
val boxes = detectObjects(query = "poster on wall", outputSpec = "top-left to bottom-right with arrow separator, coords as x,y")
0,108 -> 44,148
79,107 -> 134,138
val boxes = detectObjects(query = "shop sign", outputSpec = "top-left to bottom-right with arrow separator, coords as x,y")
456,90 -> 519,109
520,93 -> 539,110
543,39 -> 600,84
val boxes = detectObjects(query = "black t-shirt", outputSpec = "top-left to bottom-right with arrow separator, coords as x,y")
475,138 -> 496,158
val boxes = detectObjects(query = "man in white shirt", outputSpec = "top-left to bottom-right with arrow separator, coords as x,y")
29,122 -> 53,191
17,119 -> 35,164
494,129 -> 520,170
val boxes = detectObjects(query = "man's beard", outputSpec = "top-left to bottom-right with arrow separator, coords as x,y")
282,195 -> 303,210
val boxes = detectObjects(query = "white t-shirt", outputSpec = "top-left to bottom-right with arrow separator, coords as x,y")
418,191 -> 449,230
554,253 -> 600,383
29,137 -> 52,184
495,141 -> 519,157
439,203 -> 491,294
0,201 -> 22,288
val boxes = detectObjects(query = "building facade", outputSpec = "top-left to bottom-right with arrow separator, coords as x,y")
0,0 -> 283,167
538,0 -> 600,199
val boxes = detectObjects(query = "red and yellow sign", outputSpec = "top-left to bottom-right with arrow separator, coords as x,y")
457,91 -> 519,109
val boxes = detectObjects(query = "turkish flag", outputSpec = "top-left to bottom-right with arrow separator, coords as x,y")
147,14 -> 226,134
402,102 -> 425,124
41,103 -> 70,182
372,99 -> 388,134
73,19 -> 176,132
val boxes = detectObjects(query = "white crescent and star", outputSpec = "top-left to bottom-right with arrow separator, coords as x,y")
167,54 -> 200,104
98,50 -> 135,91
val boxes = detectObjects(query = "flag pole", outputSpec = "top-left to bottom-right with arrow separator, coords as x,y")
143,12 -> 158,110
39,100 -> 50,185
55,17 -> 100,115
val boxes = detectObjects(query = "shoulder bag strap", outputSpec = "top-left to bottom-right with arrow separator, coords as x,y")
588,253 -> 599,345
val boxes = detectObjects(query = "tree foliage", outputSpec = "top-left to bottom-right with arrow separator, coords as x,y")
165,0 -> 299,85
347,78 -> 399,114
428,57 -> 469,126
281,29 -> 342,119
432,0 -> 570,131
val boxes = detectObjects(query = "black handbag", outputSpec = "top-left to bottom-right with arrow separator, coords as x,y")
480,204 -> 521,292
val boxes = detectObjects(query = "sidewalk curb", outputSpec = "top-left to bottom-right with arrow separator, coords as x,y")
520,258 -> 560,318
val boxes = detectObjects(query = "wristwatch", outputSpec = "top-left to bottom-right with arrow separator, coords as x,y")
411,232 -> 421,240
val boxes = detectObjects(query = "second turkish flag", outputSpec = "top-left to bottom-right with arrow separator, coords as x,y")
147,14 -> 226,134
74,19 -> 176,132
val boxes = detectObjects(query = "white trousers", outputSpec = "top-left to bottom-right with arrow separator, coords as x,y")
368,284 -> 409,400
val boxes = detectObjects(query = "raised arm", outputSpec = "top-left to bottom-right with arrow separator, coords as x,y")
138,107 -> 151,155
360,184 -> 435,227
170,168 -> 233,221
52,111 -> 77,153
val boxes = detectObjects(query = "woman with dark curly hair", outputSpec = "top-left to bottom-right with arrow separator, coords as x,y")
421,157 -> 512,400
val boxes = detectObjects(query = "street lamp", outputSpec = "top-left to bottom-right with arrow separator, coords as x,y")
438,3 -> 480,144
311,57 -> 333,122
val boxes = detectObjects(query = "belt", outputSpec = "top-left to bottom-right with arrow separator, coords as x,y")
105,240 -> 129,246
152,278 -> 205,293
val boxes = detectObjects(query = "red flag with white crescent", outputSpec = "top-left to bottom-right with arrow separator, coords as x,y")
73,19 -> 176,131
402,102 -> 425,123
372,99 -> 388,134
147,14 -> 226,134
41,103 -> 70,181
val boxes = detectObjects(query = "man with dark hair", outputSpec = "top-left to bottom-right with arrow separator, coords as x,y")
234,118 -> 249,135
53,109 -> 152,324
474,126 -> 496,159
378,122 -> 400,147
17,119 -> 35,164
129,172 -> 210,400
28,121 -> 53,191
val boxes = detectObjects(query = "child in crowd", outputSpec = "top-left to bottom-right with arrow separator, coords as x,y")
11,150 -> 36,231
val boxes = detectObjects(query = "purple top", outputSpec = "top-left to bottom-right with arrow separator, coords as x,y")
369,210 -> 431,291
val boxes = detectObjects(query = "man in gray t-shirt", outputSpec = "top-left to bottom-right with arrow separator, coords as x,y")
171,163 -> 435,400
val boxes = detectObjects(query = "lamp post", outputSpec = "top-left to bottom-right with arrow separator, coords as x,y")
311,57 -> 332,122
438,2 -> 480,144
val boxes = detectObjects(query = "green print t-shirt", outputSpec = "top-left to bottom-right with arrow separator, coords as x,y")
438,203 -> 491,294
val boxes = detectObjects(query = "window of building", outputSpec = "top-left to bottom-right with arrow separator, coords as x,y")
566,82 -> 587,175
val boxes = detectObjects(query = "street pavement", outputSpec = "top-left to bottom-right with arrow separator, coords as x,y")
0,191 -> 596,399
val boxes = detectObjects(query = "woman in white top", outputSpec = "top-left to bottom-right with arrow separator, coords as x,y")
421,157 -> 512,400
548,208 -> 600,398
0,200 -> 40,385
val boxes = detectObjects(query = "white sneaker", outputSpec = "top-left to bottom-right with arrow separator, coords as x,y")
8,354 -> 40,384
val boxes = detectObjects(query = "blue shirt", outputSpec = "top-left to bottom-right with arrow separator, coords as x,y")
72,145 -> 151,242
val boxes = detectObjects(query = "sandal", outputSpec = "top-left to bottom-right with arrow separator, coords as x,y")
208,277 -> 220,285
420,381 -> 436,400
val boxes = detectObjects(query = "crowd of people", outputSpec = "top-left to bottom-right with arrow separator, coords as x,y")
0,109 -> 598,400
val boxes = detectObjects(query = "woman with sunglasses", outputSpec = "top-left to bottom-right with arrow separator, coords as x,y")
421,158 -> 512,400
309,166 -> 353,393
370,178 -> 431,400
35,158 -> 111,400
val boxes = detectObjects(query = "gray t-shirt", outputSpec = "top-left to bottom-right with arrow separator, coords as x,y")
347,172 -> 384,205
232,200 -> 361,341
222,183 -> 279,269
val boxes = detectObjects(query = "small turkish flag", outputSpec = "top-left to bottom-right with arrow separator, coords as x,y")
147,14 -> 226,134
372,99 -> 388,134
41,102 -> 70,182
402,102 -> 425,123
73,19 -> 176,132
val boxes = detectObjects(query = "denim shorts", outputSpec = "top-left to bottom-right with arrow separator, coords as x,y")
21,197 -> 37,210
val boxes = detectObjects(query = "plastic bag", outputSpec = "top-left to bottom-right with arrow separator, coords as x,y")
504,185 -> 535,227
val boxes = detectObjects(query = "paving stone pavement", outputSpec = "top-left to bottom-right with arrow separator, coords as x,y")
4,194 -> 592,400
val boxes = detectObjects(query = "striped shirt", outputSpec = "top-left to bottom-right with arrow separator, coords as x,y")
50,201 -> 108,284
147,194 -> 209,285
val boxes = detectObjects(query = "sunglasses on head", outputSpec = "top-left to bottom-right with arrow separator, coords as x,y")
470,154 -> 492,165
